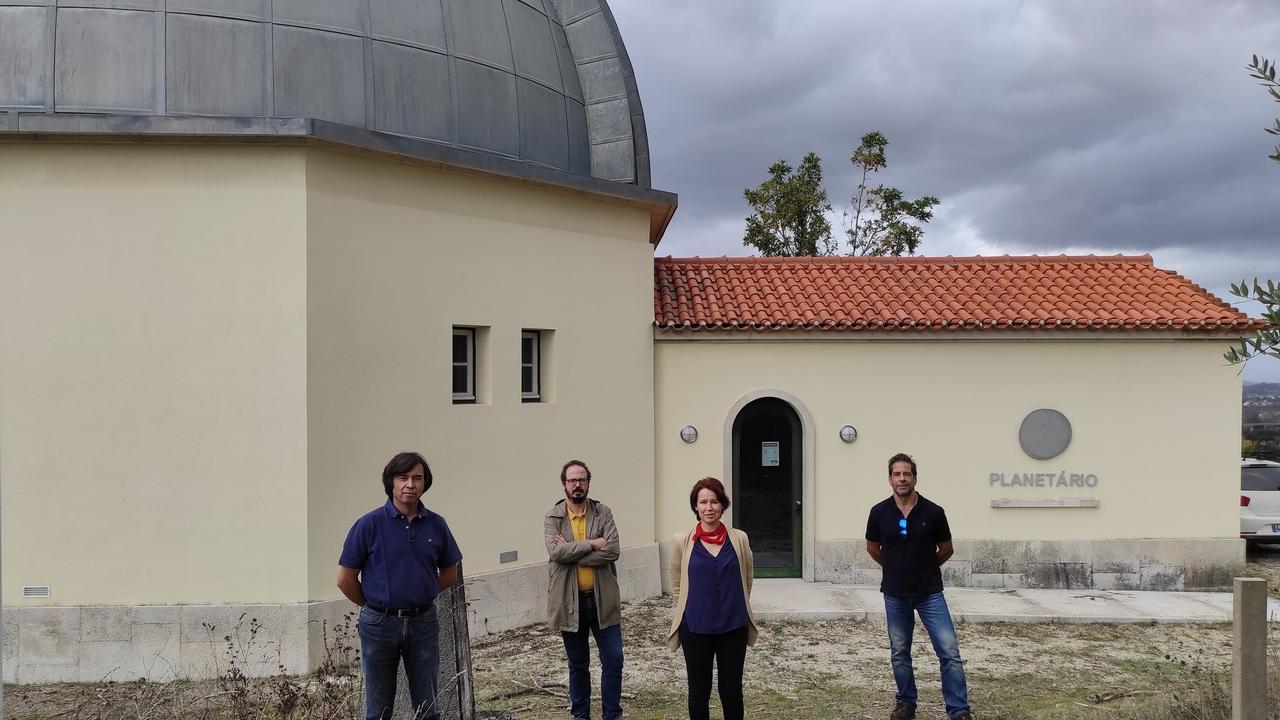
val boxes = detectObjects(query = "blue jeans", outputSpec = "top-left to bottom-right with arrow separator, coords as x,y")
884,592 -> 970,719
357,604 -> 441,720
560,593 -> 624,720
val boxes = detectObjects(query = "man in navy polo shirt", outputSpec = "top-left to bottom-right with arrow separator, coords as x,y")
338,451 -> 463,720
866,453 -> 972,720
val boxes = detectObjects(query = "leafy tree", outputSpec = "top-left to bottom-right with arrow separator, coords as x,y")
1226,278 -> 1280,363
1225,56 -> 1280,363
1248,55 -> 1280,162
845,131 -> 940,256
742,152 -> 837,257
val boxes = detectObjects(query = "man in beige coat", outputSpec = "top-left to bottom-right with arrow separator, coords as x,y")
544,459 -> 623,720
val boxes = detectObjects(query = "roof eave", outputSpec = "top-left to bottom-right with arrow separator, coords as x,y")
0,112 -> 680,244
653,326 -> 1265,341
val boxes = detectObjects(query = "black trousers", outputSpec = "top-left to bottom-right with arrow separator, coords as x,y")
678,624 -> 748,720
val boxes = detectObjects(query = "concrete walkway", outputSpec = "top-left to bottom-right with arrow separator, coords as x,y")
752,579 -> 1280,624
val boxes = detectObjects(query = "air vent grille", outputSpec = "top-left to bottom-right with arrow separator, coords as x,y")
23,585 -> 51,598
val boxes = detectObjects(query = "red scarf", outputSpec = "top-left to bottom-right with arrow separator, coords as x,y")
693,521 -> 727,545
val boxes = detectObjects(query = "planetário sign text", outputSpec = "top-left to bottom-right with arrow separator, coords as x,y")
989,472 -> 1098,488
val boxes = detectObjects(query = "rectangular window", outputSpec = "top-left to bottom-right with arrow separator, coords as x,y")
453,327 -> 475,403
521,330 -> 540,402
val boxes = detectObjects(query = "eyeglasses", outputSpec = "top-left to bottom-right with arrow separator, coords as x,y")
565,479 -> 590,486
898,518 -> 908,537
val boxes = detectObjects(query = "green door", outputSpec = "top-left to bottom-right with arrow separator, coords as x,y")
732,397 -> 802,578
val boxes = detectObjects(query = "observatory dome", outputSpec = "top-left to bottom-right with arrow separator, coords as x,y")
0,0 -> 649,185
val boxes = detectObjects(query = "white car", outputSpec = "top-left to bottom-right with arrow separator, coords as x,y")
1242,458 -> 1280,544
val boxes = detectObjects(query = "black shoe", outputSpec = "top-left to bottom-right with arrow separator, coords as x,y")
952,713 -> 973,720
890,701 -> 916,720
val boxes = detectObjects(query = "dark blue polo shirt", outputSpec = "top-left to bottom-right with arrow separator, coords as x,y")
866,494 -> 951,599
339,500 -> 462,608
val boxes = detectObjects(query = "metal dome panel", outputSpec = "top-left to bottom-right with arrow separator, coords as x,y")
166,14 -> 268,117
0,0 -> 650,186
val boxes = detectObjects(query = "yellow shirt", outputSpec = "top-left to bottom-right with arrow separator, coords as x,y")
569,505 -> 595,592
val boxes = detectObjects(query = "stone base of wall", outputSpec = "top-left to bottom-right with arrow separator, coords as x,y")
2,544 -> 662,684
1,601 -> 332,684
546,539 -> 1244,596
815,538 -> 1245,591
464,543 -> 661,636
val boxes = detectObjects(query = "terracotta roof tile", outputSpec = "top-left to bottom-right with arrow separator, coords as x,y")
653,255 -> 1270,333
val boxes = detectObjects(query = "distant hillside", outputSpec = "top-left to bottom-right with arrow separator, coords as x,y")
1245,382 -> 1280,399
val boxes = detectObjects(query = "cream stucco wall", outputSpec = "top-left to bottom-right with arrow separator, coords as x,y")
0,144 -> 310,605
654,337 -> 1241,547
0,142 -> 658,608
303,151 -> 656,601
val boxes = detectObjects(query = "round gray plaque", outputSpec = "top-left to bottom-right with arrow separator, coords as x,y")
1019,409 -> 1072,460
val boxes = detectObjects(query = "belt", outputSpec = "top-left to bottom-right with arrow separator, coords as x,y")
366,602 -> 433,617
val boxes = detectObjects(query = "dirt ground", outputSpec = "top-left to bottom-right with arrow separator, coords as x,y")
470,546 -> 1280,719
472,593 -> 1274,720
6,550 -> 1279,719
1246,542 -> 1280,597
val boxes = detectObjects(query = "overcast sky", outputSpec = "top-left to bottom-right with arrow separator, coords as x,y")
609,0 -> 1280,381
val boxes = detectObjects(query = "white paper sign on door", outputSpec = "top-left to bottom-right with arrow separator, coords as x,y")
761,441 -> 780,467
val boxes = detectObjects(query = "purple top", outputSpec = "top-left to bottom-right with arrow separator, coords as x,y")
682,539 -> 749,634
339,500 -> 463,608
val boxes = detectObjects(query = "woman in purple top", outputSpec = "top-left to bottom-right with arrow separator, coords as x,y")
667,477 -> 757,720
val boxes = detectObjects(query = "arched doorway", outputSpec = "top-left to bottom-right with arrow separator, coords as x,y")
731,397 -> 803,577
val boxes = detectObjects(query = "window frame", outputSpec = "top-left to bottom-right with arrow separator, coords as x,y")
1242,466 -> 1280,492
521,330 -> 541,402
452,327 -> 476,404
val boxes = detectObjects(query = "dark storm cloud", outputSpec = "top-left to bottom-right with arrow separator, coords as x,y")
611,0 -> 1280,256
608,0 -> 1280,378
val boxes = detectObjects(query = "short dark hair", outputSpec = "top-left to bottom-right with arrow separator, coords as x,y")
887,452 -> 917,477
382,451 -> 432,496
689,476 -> 730,516
560,459 -> 591,484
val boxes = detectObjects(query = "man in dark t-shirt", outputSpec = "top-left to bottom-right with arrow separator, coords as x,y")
865,453 -> 972,720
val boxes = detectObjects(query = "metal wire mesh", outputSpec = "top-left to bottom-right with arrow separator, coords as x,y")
389,566 -> 474,720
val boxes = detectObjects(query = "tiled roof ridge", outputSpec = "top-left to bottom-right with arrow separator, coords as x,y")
653,253 -> 1269,334
654,253 -> 1155,265
1149,265 -> 1245,318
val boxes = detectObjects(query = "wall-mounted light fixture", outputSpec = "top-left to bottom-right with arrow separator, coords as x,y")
838,425 -> 858,443
679,425 -> 698,444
